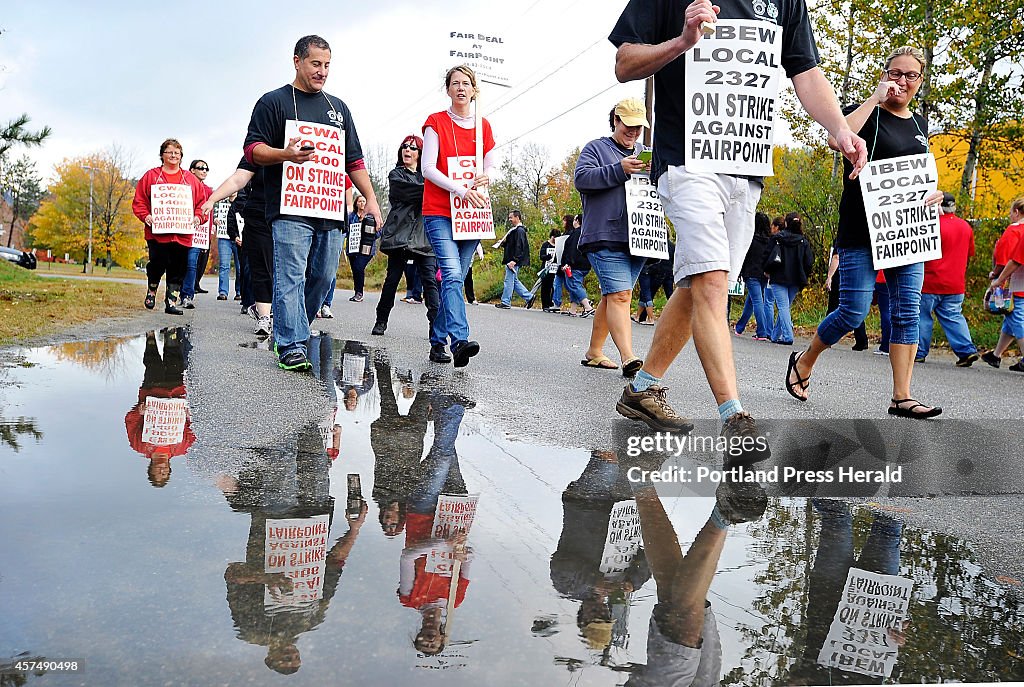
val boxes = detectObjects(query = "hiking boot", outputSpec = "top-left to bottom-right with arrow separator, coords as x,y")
429,344 -> 452,364
720,412 -> 771,468
371,322 -> 386,336
956,352 -> 979,368
164,299 -> 183,315
278,350 -> 312,372
616,384 -> 694,433
451,340 -> 480,368
981,351 -> 1001,368
320,304 -> 334,319
715,479 -> 768,524
254,316 -> 272,336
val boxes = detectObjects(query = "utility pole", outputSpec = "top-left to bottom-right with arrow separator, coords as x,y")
643,77 -> 654,148
82,164 -> 95,274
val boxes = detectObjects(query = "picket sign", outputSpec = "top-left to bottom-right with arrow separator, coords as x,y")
150,184 -> 195,235
449,156 -> 495,240
859,153 -> 941,270
626,174 -> 669,259
280,119 -> 347,221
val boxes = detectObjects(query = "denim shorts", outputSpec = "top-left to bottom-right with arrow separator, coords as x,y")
1002,296 -> 1024,338
587,248 -> 646,295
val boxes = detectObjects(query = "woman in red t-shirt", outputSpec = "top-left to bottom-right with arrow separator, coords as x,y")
420,65 -> 496,369
983,196 -> 1024,369
132,138 -> 208,314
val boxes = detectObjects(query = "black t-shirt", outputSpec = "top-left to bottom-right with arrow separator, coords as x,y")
836,106 -> 929,249
608,0 -> 819,182
244,84 -> 363,229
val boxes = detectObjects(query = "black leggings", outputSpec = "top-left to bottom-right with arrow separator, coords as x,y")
376,250 -> 439,338
146,239 -> 189,299
242,212 -> 274,304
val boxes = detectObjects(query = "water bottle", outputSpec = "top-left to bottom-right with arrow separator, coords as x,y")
359,215 -> 377,256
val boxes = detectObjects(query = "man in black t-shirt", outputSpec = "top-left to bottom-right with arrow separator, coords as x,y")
243,35 -> 382,372
610,0 -> 866,460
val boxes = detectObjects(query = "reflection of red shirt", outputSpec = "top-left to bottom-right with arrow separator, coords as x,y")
398,512 -> 469,609
994,224 -> 1024,297
923,214 -> 975,294
124,385 -> 195,459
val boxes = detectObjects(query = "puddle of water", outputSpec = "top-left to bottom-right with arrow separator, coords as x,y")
0,330 -> 1022,686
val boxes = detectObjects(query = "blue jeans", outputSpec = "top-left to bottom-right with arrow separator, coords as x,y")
770,283 -> 800,344
407,399 -> 466,515
818,248 -> 923,348
217,238 -> 240,297
735,276 -> 771,338
553,269 -> 589,306
918,293 -> 978,358
181,247 -> 202,298
271,219 -> 344,358
324,277 -> 336,307
501,265 -> 532,305
424,216 -> 478,345
876,281 -> 891,352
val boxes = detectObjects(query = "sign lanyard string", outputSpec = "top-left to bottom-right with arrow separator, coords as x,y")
291,85 -> 340,131
868,106 -> 929,162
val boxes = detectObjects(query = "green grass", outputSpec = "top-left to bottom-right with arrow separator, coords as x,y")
34,261 -> 148,280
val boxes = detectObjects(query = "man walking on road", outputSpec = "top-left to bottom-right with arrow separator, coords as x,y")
608,0 -> 866,461
496,210 -> 533,309
244,35 -> 382,372
917,193 -> 979,366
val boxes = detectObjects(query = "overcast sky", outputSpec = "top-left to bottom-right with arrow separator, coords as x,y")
0,0 -> 798,186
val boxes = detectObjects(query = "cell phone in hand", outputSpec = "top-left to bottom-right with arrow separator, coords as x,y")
636,150 -> 652,164
300,145 -> 315,151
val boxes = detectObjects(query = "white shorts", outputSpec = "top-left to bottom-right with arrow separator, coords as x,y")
658,165 -> 762,287
624,604 -> 722,687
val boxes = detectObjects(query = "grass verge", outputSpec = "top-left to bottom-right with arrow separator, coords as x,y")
0,260 -> 142,346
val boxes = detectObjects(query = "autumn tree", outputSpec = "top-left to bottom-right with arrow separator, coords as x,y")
540,146 -> 582,226
29,147 -> 145,270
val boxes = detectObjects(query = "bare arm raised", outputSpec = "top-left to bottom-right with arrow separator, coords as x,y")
614,0 -> 719,82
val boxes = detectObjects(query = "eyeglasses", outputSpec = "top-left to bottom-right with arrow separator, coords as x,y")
400,144 -> 419,151
191,166 -> 209,171
885,69 -> 922,83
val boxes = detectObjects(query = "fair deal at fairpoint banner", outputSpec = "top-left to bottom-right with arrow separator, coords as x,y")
626,464 -> 904,485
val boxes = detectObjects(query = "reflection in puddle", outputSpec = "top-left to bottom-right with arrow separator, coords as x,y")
0,330 -> 1022,685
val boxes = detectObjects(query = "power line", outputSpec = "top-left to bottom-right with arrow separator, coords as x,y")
497,82 -> 621,150
488,38 -> 605,116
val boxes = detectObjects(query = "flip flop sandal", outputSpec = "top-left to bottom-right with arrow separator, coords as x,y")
581,355 -> 618,370
621,357 -> 644,377
888,398 -> 942,419
785,351 -> 810,402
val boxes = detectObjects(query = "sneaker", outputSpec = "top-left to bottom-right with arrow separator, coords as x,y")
543,307 -> 560,313
254,316 -> 272,336
144,291 -> 156,310
733,329 -> 743,337
873,349 -> 889,356
371,322 -> 386,336
915,356 -> 926,364
234,294 -> 242,301
715,480 -> 768,524
1009,360 -> 1024,373
721,412 -> 771,467
981,351 -> 1000,368
164,300 -> 183,315
615,384 -> 694,433
320,304 -> 334,319
852,341 -> 869,351
245,304 -> 259,320
495,302 -> 511,309
956,353 -> 979,368
217,294 -> 228,300
525,295 -> 536,310
181,296 -> 195,309
278,350 -> 312,372
429,344 -> 452,364
195,287 -> 209,294
753,335 -> 770,341
451,339 -> 480,368
349,293 -> 363,303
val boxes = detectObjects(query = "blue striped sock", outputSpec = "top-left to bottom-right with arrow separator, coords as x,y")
718,399 -> 743,422
631,369 -> 660,393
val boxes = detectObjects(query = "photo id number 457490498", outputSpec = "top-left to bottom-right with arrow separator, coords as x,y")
4,660 -> 82,674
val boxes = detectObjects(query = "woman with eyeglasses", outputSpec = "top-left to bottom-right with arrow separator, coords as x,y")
132,138 -> 209,314
785,46 -> 945,418
371,136 -> 447,357
420,64 -> 495,368
179,159 -> 214,309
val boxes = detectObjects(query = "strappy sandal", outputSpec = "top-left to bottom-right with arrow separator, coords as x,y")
888,398 -> 942,419
785,350 -> 810,402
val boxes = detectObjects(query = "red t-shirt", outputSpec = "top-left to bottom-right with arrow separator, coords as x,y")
421,111 -> 495,218
132,166 -> 210,247
922,214 -> 975,294
993,223 -> 1024,296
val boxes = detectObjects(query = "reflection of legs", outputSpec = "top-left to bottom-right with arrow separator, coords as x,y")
417,256 -> 442,346
855,514 -> 902,575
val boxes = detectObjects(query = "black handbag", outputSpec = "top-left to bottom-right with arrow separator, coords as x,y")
765,240 -> 783,272
379,206 -> 431,256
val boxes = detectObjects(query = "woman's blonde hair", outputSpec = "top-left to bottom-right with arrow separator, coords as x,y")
444,65 -> 478,99
884,46 -> 926,70
1011,195 -> 1024,215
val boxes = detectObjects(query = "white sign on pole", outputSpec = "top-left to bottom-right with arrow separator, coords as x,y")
446,30 -> 510,87
599,500 -> 642,580
553,234 -> 569,264
426,494 -> 478,574
264,514 -> 330,609
214,201 -> 230,240
448,156 -> 495,240
236,214 -> 245,239
684,20 -> 782,176
281,120 -> 348,221
625,175 -> 669,259
860,153 -> 941,270
816,568 -> 913,678
191,216 -> 211,250
141,397 -> 188,446
150,184 -> 195,235
347,222 -> 361,255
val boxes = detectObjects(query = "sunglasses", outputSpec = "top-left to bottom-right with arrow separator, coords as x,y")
400,143 -> 419,151
191,166 -> 209,171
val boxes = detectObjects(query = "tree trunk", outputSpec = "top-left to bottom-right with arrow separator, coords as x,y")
960,57 -> 996,201
832,0 -> 856,180
919,0 -> 934,131
106,249 -> 113,273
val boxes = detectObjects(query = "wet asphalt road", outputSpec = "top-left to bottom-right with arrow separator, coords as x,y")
6,278 -> 1024,582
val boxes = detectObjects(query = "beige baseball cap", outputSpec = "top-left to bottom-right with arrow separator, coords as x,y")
614,97 -> 651,128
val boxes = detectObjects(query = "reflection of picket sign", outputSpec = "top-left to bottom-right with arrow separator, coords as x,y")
626,175 -> 669,259
816,568 -> 912,678
341,354 -> 366,386
426,494 -> 478,573
264,514 -> 330,610
281,119 -> 347,222
214,201 -> 230,240
141,397 -> 188,446
860,153 -> 941,270
150,184 -> 195,235
599,500 -> 642,580
683,20 -> 782,176
448,156 -> 495,240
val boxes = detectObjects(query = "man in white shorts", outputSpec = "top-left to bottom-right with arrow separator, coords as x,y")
609,0 -> 866,462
